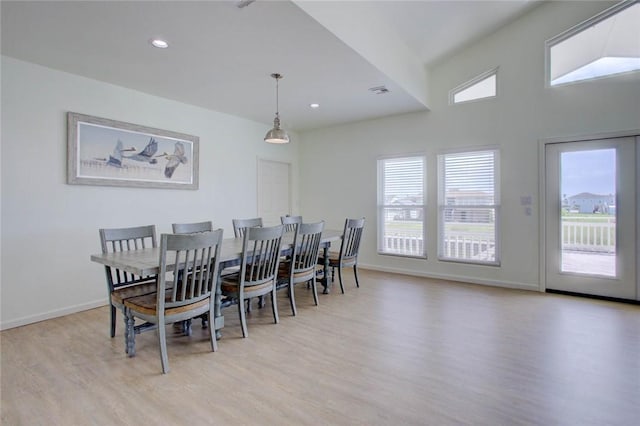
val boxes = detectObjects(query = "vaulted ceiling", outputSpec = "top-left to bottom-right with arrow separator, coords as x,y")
1,0 -> 541,131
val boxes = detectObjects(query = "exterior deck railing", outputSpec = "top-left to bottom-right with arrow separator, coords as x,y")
561,219 -> 615,253
382,235 -> 424,256
382,218 -> 615,259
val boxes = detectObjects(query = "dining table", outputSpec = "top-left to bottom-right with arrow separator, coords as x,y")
90,229 -> 343,337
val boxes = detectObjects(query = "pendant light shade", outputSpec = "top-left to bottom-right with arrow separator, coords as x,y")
264,73 -> 290,144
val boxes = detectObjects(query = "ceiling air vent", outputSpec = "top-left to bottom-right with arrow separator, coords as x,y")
236,0 -> 255,8
369,85 -> 390,95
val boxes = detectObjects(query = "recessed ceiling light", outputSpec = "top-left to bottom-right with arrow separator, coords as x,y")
150,39 -> 169,49
310,103 -> 320,108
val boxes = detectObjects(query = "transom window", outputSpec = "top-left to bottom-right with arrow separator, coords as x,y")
377,155 -> 426,258
547,0 -> 640,86
449,68 -> 498,104
437,149 -> 500,265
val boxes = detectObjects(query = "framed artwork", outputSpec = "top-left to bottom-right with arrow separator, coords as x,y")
67,112 -> 199,189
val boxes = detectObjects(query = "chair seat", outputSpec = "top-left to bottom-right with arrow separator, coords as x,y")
124,290 -> 210,317
277,264 -> 315,281
221,279 -> 273,295
318,251 -> 356,267
111,281 -> 157,306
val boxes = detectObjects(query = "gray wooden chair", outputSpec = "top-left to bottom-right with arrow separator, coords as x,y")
123,229 -> 224,374
277,221 -> 324,316
232,217 -> 263,238
231,217 -> 264,310
99,225 -> 158,340
221,225 -> 284,337
171,220 -> 215,331
280,215 -> 302,232
318,218 -> 365,293
172,221 -> 213,234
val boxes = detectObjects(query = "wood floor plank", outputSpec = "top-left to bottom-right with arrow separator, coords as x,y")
2,270 -> 639,425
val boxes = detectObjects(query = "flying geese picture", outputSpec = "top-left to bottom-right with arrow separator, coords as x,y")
68,112 -> 199,189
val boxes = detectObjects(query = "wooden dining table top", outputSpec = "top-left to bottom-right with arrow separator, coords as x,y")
90,229 -> 343,276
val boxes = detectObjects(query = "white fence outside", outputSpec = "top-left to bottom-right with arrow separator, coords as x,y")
381,234 -> 495,260
382,235 -> 424,256
441,236 -> 494,261
382,219 -> 614,259
561,219 -> 615,253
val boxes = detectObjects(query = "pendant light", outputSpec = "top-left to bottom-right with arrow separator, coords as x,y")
264,73 -> 290,144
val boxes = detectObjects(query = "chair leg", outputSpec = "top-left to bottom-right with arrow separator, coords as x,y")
271,288 -> 279,324
337,266 -> 345,294
246,298 -> 252,313
182,319 -> 192,336
158,323 -> 169,374
310,279 -> 319,306
209,305 -> 218,352
288,282 -> 297,316
331,266 -> 335,282
258,295 -> 266,309
239,297 -> 249,338
201,313 -> 209,329
110,305 -> 117,338
353,265 -> 360,288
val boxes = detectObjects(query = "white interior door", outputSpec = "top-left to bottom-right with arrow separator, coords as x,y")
257,159 -> 291,226
544,136 -> 638,300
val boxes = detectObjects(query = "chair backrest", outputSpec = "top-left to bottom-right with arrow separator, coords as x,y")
290,221 -> 324,277
99,225 -> 157,291
240,225 -> 285,287
232,217 -> 263,238
158,229 -> 224,311
281,215 -> 302,232
172,221 -> 213,234
339,218 -> 365,264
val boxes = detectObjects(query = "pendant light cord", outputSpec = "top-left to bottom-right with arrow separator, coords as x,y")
275,75 -> 280,117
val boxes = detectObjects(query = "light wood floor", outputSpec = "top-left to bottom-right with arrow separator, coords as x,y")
2,270 -> 639,425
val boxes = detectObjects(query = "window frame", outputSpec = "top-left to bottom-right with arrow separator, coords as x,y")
545,0 -> 640,88
437,147 -> 501,266
449,67 -> 499,105
377,154 -> 427,259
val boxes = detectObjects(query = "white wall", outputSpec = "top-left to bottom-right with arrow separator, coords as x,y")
0,56 -> 299,329
299,1 -> 640,290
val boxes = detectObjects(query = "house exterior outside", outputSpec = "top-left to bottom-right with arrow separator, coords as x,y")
565,192 -> 615,214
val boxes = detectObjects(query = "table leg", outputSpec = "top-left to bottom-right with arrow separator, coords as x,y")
125,309 -> 136,357
214,270 -> 223,340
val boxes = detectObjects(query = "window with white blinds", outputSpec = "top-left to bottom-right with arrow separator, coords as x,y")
377,156 -> 426,258
437,149 -> 500,265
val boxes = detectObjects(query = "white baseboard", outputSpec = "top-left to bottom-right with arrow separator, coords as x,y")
1,299 -> 107,331
359,263 -> 540,292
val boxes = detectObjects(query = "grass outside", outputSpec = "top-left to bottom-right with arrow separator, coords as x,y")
561,212 -> 615,222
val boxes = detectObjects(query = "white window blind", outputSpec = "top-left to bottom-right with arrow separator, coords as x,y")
377,156 -> 426,258
438,150 -> 500,264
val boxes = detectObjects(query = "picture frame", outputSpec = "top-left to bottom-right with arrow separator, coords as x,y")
67,112 -> 199,190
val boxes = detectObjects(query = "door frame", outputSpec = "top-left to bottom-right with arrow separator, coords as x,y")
538,129 -> 640,294
256,157 -> 292,225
